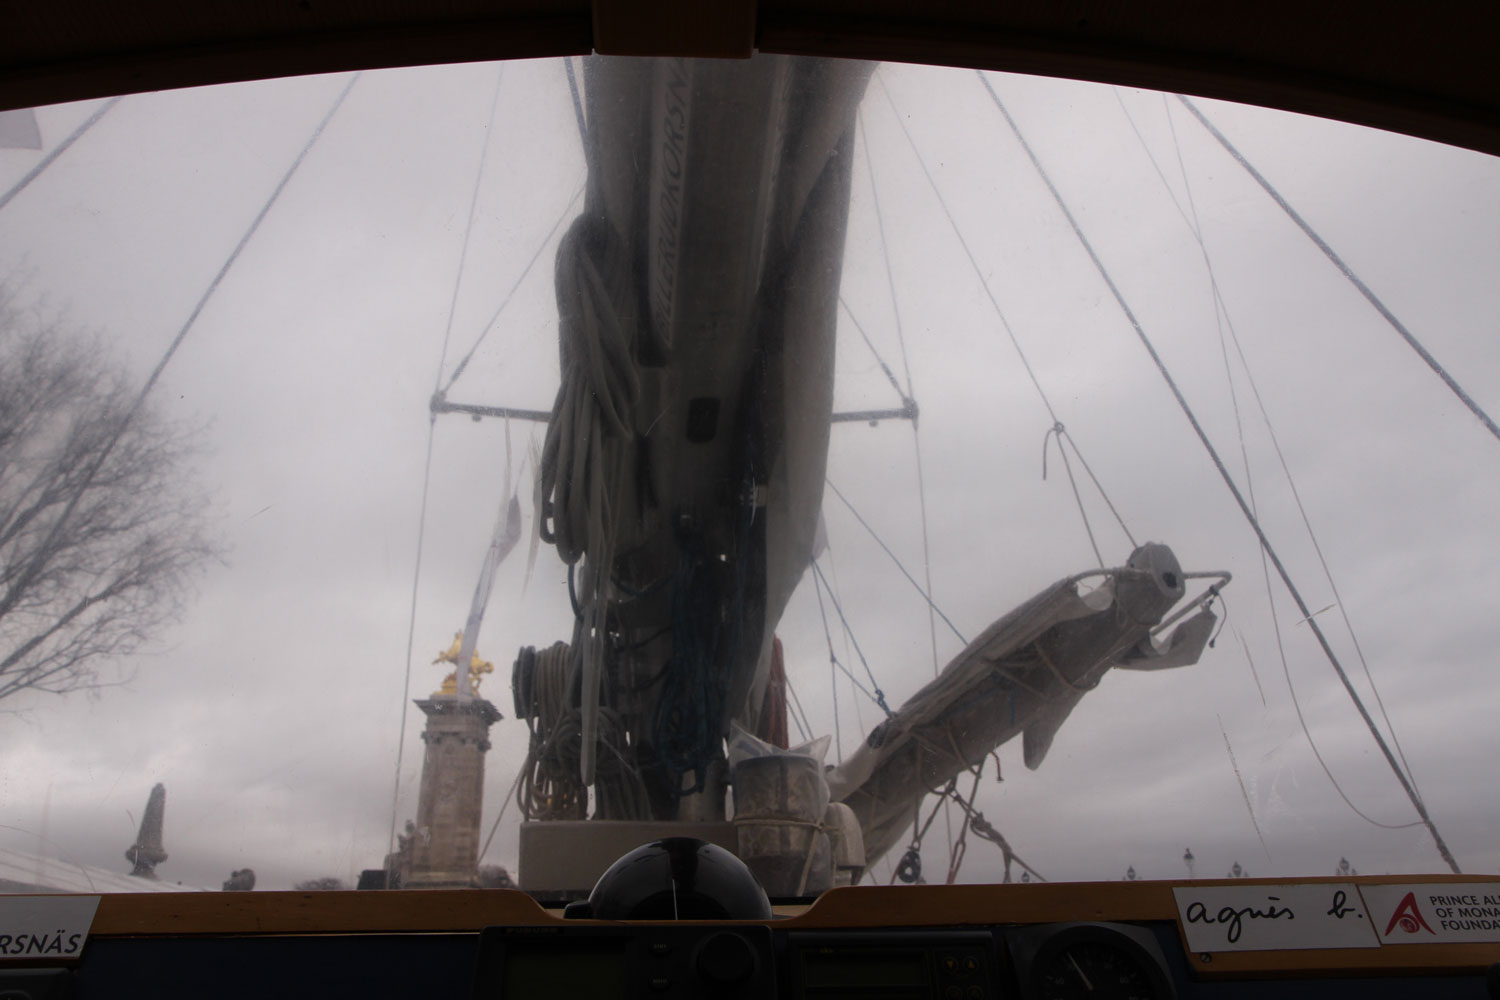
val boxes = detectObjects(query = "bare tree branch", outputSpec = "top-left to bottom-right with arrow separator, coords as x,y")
0,290 -> 218,703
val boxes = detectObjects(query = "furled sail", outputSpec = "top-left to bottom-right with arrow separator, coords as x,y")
532,56 -> 874,815
828,543 -> 1221,865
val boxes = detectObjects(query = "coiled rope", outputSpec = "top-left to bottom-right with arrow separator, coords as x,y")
517,642 -> 650,821
536,214 -> 644,784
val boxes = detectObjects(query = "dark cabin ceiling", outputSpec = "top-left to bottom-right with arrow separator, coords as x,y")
3,0 -> 1499,156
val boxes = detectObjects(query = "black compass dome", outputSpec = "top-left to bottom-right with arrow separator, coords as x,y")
567,838 -> 773,921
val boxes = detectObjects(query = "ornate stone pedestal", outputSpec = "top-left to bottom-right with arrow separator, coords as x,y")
403,694 -> 502,888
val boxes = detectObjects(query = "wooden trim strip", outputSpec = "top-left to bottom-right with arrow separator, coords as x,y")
58,875 -> 1500,977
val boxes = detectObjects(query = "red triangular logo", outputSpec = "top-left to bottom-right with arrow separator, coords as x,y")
1383,891 -> 1436,935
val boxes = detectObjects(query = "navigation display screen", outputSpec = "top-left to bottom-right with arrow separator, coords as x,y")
500,941 -> 627,1000
801,950 -> 929,989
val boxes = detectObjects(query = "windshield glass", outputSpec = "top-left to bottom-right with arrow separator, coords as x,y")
2,55 -> 1497,896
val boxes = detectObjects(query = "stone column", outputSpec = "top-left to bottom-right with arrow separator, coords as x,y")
404,694 -> 502,888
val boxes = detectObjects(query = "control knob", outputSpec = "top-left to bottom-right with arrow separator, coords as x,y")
696,931 -> 756,985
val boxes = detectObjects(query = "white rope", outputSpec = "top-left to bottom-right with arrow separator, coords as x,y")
518,642 -> 587,821
518,640 -> 652,823
537,215 -> 643,784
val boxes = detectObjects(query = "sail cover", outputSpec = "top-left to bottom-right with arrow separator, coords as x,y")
829,543 -> 1218,865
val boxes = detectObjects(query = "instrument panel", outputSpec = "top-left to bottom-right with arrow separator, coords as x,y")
471,924 -> 1171,1000
1,880 -> 1497,999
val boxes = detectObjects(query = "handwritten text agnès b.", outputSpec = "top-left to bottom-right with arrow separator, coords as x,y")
1184,888 -> 1365,945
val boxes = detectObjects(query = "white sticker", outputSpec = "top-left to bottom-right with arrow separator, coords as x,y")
1174,883 -> 1379,953
1359,883 -> 1500,944
0,895 -> 100,961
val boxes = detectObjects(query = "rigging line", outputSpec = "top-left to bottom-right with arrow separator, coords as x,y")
389,64 -> 509,863
1060,426 -> 1137,548
0,96 -> 122,215
891,781 -> 956,885
949,795 -> 1049,883
911,439 -> 941,680
1011,74 -> 1435,841
138,75 -> 354,410
479,762 -> 529,862
825,545 -> 860,684
946,757 -> 986,883
889,803 -> 921,884
1234,626 -> 1268,708
862,95 -> 942,684
823,541 -> 853,662
870,89 -> 960,857
1158,96 -> 1424,800
1111,89 -> 1198,234
810,596 -> 889,717
1267,556 -> 1420,831
1128,86 -> 1371,791
0,73 -> 359,634
877,69 -> 1137,679
827,655 -> 883,719
388,63 -> 511,863
811,551 -> 842,659
890,796 -> 938,884
1177,95 -> 1500,446
874,72 -> 1057,425
1123,85 -> 1277,718
1042,424 -> 1104,567
1155,89 -> 1271,709
913,780 -> 957,846
810,558 -> 893,716
857,102 -> 917,401
816,623 -> 886,717
1126,80 -> 1408,780
810,556 -> 885,723
825,479 -> 967,644
848,667 -> 866,759
433,67 -> 507,396
1236,348 -> 1427,792
838,296 -> 910,404
877,72 -> 1137,569
860,86 -> 944,898
564,58 -> 588,151
1218,714 -> 1272,862
830,635 -> 842,762
444,181 -> 585,392
811,560 -> 844,761
387,417 -> 440,872
810,560 -> 846,761
824,545 -> 871,744
1157,94 -> 1212,251
784,673 -> 814,745
979,71 -> 1461,873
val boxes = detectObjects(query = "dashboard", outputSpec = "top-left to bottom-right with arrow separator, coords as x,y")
3,879 -> 1497,999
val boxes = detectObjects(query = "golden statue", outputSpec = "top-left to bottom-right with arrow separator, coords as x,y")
432,631 -> 494,696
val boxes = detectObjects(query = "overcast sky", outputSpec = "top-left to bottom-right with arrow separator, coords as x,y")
2,56 -> 1498,892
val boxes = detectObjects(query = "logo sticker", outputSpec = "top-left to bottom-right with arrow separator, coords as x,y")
1382,892 -> 1436,936
1359,883 -> 1500,944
